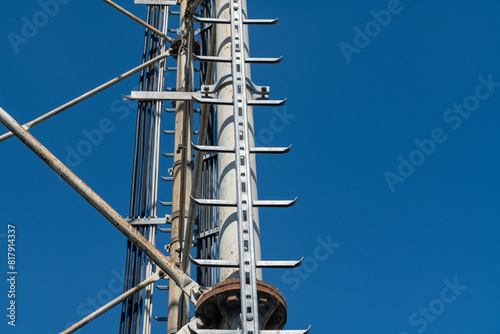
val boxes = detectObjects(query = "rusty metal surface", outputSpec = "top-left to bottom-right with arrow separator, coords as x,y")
195,278 -> 287,330
0,107 -> 200,299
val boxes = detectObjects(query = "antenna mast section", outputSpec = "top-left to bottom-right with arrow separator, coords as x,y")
0,1 -> 310,334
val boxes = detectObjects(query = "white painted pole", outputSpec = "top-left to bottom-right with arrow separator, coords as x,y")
215,0 -> 262,281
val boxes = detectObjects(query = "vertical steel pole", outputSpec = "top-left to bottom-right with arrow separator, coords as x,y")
215,0 -> 262,281
167,1 -> 194,333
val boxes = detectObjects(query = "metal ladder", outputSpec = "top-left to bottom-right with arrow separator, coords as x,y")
188,2 -> 307,334
123,1 -> 309,334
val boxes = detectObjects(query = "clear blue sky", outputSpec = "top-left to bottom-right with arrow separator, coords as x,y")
1,0 -> 500,333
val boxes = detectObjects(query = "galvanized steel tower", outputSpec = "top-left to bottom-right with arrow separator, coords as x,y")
0,1 -> 309,334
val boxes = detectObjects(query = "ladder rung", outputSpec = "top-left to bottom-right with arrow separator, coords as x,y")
193,17 -> 279,25
257,258 -> 303,268
192,144 -> 234,153
191,197 -> 297,208
134,0 -> 178,5
134,0 -> 178,6
249,98 -> 287,106
244,18 -> 279,25
190,256 -> 303,268
193,17 -> 229,24
194,55 -> 283,64
191,197 -> 237,207
247,56 -> 283,64
162,153 -> 174,157
190,257 -> 238,268
192,97 -> 232,105
160,201 -> 173,206
155,284 -> 169,290
194,55 -> 231,63
164,108 -> 201,113
161,176 -> 173,181
253,198 -> 297,207
193,96 -> 287,106
251,145 -> 292,154
153,316 -> 168,322
158,227 -> 172,233
192,144 -> 291,154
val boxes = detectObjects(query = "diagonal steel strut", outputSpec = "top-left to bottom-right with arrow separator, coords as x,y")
0,51 -> 172,143
0,107 -> 201,299
101,0 -> 174,43
61,272 -> 162,334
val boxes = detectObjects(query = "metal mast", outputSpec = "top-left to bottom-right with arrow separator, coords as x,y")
167,0 -> 194,332
0,1 -> 311,334
119,5 -> 169,334
213,0 -> 263,283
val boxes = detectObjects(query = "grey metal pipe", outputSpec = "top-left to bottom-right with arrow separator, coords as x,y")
60,272 -> 161,334
0,107 -> 200,297
101,0 -> 174,43
0,51 -> 172,143
215,0 -> 262,281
